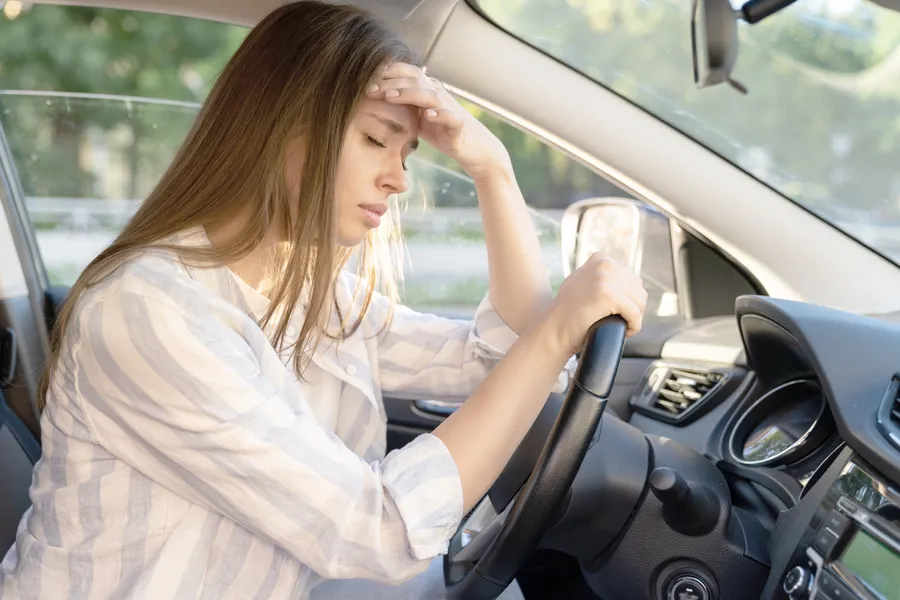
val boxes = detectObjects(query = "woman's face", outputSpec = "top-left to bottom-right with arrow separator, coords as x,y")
334,97 -> 419,246
283,97 -> 420,248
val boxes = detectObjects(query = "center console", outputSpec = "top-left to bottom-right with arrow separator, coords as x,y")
775,459 -> 900,600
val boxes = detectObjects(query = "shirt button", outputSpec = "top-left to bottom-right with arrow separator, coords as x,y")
286,325 -> 298,338
345,364 -> 357,376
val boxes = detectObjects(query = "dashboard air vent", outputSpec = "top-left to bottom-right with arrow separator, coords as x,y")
654,368 -> 724,416
876,375 -> 900,449
631,363 -> 734,425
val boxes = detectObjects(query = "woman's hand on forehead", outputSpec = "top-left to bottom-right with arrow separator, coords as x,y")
367,62 -> 510,181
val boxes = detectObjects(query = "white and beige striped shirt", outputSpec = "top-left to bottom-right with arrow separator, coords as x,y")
0,228 -> 571,599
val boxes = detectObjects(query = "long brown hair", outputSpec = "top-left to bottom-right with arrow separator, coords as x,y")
38,1 -> 419,409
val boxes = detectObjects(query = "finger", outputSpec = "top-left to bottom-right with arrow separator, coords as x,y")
423,108 -> 465,130
594,258 -> 646,312
426,76 -> 452,99
380,61 -> 423,81
382,86 -> 442,110
368,77 -> 419,96
626,280 -> 648,313
614,296 -> 644,338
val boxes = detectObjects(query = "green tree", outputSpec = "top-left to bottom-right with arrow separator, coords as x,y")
0,5 -> 245,99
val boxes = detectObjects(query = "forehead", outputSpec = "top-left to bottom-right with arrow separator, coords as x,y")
355,97 -> 419,138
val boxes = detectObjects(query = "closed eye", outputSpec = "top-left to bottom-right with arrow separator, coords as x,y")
367,135 -> 408,171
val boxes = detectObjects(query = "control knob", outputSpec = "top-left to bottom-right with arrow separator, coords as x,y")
783,566 -> 812,600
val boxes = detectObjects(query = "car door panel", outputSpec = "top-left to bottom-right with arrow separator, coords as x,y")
0,296 -> 43,437
382,316 -> 687,453
384,356 -> 659,452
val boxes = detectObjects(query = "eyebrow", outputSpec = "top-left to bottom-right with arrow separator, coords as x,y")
364,113 -> 419,150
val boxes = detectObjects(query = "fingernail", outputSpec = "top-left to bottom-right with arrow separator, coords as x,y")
385,89 -> 399,98
426,109 -> 437,118
368,84 -> 379,93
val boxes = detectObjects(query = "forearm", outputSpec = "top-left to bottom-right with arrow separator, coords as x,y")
475,159 -> 553,334
432,316 -> 569,513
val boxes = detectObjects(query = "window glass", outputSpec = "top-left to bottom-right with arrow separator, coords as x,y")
477,0 -> 900,264
1,3 -> 246,283
400,98 -> 631,316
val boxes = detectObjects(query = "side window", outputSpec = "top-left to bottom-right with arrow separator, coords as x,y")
0,5 -> 245,284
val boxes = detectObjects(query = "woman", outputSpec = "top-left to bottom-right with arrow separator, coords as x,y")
0,2 -> 646,599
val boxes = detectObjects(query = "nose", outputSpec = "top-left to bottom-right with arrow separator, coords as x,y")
378,157 -> 409,195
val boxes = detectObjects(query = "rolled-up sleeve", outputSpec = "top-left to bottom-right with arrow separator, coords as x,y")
69,281 -> 462,583
373,290 -> 575,399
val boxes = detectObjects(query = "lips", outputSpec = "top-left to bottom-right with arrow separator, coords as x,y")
358,203 -> 388,228
358,203 -> 388,216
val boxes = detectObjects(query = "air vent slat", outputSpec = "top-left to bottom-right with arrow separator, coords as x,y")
655,400 -> 684,414
658,389 -> 689,403
649,367 -> 723,418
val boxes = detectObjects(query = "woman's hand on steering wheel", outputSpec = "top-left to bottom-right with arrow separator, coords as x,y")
545,253 -> 648,356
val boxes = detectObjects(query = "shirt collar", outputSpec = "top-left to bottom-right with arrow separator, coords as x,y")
170,226 -> 351,339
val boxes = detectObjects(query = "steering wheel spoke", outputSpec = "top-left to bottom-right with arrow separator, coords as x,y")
454,494 -> 515,563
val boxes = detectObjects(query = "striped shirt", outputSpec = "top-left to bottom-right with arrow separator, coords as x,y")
0,228 -> 573,599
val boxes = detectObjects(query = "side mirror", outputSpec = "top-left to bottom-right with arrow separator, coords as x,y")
561,198 -> 681,318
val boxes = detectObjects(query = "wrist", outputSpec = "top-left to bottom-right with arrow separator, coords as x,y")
467,152 -> 514,185
527,307 -> 574,365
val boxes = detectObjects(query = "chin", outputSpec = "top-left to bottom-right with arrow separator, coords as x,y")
335,227 -> 369,248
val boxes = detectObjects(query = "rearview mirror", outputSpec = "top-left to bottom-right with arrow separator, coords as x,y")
561,198 -> 681,318
691,0 -> 746,93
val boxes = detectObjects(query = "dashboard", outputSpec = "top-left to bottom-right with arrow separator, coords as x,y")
620,295 -> 900,600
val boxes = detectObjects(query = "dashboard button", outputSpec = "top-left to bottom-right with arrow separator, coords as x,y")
667,575 -> 710,600
823,511 -> 850,536
817,571 -> 853,600
814,529 -> 840,558
837,497 -> 859,515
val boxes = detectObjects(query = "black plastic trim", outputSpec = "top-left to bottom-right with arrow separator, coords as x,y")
736,295 -> 900,485
875,374 -> 900,451
716,460 -> 802,509
727,378 -> 834,467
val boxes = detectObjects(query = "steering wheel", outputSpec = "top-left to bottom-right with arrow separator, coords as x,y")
443,316 -> 628,600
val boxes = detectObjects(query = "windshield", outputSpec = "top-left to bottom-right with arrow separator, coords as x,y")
477,0 -> 900,263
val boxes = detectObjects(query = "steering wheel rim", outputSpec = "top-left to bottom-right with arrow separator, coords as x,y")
443,316 -> 628,600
